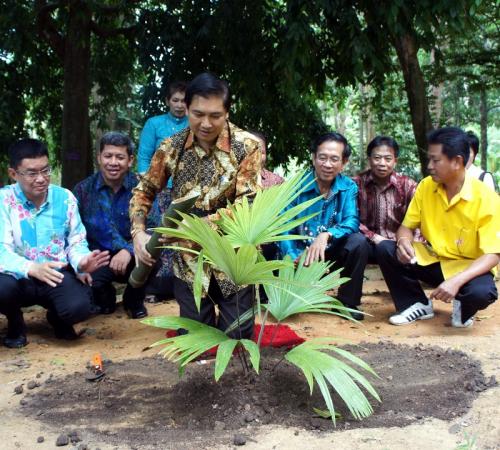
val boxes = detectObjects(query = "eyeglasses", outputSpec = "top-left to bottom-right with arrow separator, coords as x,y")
16,167 -> 52,180
316,155 -> 341,165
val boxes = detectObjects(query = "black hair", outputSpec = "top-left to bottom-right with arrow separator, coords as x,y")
367,135 -> 400,157
8,138 -> 49,169
185,72 -> 230,110
427,127 -> 469,166
311,132 -> 351,161
99,131 -> 134,156
466,130 -> 479,159
167,81 -> 187,99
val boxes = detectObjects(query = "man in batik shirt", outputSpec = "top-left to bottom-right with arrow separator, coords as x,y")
130,73 -> 261,339
352,136 -> 417,264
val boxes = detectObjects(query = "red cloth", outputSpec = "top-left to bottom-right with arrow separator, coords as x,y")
165,323 -> 305,357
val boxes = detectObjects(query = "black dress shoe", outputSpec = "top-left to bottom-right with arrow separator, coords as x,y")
99,304 -> 116,315
46,311 -> 80,340
338,304 -> 364,321
3,334 -> 28,348
124,304 -> 148,319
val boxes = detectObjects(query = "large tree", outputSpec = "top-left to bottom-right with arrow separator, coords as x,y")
34,0 -> 139,188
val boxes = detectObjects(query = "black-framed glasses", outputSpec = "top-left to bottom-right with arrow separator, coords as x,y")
16,167 -> 52,180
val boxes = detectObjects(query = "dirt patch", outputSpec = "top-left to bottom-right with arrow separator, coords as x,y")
20,342 -> 495,449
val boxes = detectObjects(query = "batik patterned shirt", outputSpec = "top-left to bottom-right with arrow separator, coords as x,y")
352,170 -> 417,241
0,183 -> 90,279
74,171 -> 139,255
130,121 -> 262,295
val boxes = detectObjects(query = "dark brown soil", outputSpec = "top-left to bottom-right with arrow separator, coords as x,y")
21,342 -> 495,449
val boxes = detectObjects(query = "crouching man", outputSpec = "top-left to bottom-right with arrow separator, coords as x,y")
0,139 -> 110,348
378,127 -> 499,327
74,132 -> 149,318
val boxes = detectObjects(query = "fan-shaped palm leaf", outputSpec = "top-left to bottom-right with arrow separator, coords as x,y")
285,339 -> 380,424
264,255 -> 356,322
215,170 -> 323,247
142,316 -> 260,380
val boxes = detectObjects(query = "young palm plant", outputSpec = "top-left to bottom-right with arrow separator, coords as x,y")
142,171 -> 380,424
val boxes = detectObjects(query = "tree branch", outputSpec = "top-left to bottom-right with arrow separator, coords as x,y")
35,0 -> 66,59
89,21 -> 137,39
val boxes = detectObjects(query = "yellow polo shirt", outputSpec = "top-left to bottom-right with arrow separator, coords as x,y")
402,174 -> 500,279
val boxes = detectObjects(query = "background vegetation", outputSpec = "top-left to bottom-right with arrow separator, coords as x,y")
1,0 -> 498,187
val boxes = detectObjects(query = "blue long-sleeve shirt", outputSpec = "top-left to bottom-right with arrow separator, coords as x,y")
279,171 -> 360,260
73,172 -> 139,255
0,183 -> 91,279
137,112 -> 188,173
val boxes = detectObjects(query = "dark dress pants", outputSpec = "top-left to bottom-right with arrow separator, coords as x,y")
173,276 -> 254,339
0,269 -> 91,336
376,240 -> 498,322
325,232 -> 370,307
90,258 -> 154,310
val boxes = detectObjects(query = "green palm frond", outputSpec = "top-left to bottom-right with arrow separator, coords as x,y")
285,339 -> 380,424
215,170 -> 323,247
264,255 -> 351,322
142,316 -> 260,380
157,214 -> 290,288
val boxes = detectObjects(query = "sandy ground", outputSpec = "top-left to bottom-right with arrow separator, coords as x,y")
1,274 -> 499,450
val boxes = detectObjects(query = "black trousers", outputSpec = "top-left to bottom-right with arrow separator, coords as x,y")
377,240 -> 498,322
326,232 -> 369,307
173,276 -> 254,339
90,258 -> 152,310
0,270 -> 91,333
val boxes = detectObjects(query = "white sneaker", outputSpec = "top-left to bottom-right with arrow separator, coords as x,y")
389,301 -> 434,325
451,299 -> 474,328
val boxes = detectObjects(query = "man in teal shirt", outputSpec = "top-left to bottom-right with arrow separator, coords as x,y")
280,132 -> 366,320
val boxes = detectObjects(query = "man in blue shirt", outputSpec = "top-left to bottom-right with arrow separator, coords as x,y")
74,132 -> 150,319
0,139 -> 110,348
280,132 -> 367,320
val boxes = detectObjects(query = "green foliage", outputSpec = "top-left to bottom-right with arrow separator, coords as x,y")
286,339 -> 380,424
142,316 -> 259,379
145,172 -> 379,424
264,255 -> 352,321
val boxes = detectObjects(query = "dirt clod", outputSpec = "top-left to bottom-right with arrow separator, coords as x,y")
27,381 -> 39,390
233,434 -> 247,446
36,436 -> 44,443
14,385 -> 23,395
55,434 -> 69,446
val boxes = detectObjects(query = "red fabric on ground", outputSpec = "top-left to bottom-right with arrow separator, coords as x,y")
165,323 -> 305,357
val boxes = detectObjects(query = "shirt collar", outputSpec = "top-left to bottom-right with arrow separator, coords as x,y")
364,170 -> 399,189
303,170 -> 350,195
184,120 -> 231,153
14,182 -> 51,207
96,171 -> 134,192
167,111 -> 186,124
433,172 -> 473,205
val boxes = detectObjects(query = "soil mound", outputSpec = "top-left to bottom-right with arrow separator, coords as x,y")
21,342 -> 495,449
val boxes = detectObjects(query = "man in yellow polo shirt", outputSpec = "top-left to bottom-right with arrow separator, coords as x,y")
377,127 -> 499,327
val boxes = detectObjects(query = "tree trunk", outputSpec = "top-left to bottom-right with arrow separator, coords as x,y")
479,88 -> 488,171
61,1 -> 92,188
429,49 -> 444,127
392,32 -> 434,176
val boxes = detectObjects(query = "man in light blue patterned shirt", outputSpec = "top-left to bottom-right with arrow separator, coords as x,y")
0,139 -> 110,348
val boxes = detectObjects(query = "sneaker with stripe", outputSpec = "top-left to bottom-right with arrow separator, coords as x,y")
389,301 -> 434,325
451,299 -> 474,328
